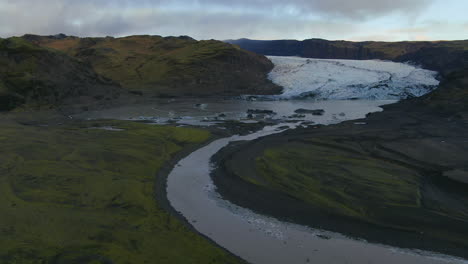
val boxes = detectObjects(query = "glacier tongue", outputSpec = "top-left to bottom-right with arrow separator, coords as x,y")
267,56 -> 440,100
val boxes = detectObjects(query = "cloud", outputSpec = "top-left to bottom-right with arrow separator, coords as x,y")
301,0 -> 433,19
0,0 -> 464,41
351,21 -> 468,42
0,0 -> 359,39
196,0 -> 434,20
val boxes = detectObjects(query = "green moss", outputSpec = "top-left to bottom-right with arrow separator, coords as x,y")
31,35 -> 252,93
424,69 -> 468,114
0,80 -> 6,93
86,37 -> 235,91
0,38 -> 50,110
248,136 -> 468,249
0,36 -> 122,111
254,140 -> 422,222
0,37 -> 43,54
0,120 -> 240,264
0,38 -> 41,74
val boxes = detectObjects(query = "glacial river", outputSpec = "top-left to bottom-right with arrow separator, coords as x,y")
76,57 -> 462,263
165,99 -> 468,264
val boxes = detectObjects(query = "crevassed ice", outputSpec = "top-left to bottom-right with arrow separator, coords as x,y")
267,56 -> 440,100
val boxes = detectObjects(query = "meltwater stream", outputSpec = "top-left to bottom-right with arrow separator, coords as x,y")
166,100 -> 468,264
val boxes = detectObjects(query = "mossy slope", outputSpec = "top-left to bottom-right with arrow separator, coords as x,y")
250,130 -> 468,246
0,37 -> 120,111
0,120 -> 240,264
255,142 -> 422,220
421,68 -> 468,115
25,35 -> 281,97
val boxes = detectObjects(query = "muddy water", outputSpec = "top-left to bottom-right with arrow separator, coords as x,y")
74,98 -> 396,126
166,100 -> 468,264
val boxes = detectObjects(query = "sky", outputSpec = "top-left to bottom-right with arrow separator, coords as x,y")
0,0 -> 467,41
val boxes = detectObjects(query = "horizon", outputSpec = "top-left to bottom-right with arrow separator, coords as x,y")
4,33 -> 468,43
1,0 -> 467,41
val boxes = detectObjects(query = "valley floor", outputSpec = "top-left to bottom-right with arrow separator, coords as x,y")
212,99 -> 468,259
1,67 -> 466,264
0,115 -> 242,264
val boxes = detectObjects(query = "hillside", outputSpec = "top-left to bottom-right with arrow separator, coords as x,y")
0,37 -> 121,111
227,38 -> 468,75
25,34 -> 281,97
422,69 -> 468,116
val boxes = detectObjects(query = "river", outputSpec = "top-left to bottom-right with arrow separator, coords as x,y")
74,57 -> 463,263
165,99 -> 468,264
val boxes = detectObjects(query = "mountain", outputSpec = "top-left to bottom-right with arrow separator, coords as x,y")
226,38 -> 468,75
0,35 -> 282,111
24,34 -> 281,97
0,37 -> 121,111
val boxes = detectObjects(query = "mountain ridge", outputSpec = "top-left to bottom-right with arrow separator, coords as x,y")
23,34 -> 281,97
226,38 -> 468,75
0,34 -> 283,111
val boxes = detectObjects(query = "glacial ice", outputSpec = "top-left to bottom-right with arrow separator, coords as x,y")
267,56 -> 440,100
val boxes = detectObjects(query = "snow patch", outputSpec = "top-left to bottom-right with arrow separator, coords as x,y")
267,56 -> 440,100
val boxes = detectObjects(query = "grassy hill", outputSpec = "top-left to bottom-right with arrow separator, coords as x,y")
0,37 -> 120,111
25,34 -> 281,97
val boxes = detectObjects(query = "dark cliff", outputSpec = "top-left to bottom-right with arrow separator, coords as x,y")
226,38 -> 468,74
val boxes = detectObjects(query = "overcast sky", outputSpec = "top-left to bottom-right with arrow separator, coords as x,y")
1,0 -> 467,41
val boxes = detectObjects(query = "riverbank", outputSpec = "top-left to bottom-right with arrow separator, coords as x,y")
154,120 -> 278,264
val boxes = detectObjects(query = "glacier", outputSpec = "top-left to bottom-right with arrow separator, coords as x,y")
267,56 -> 440,100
